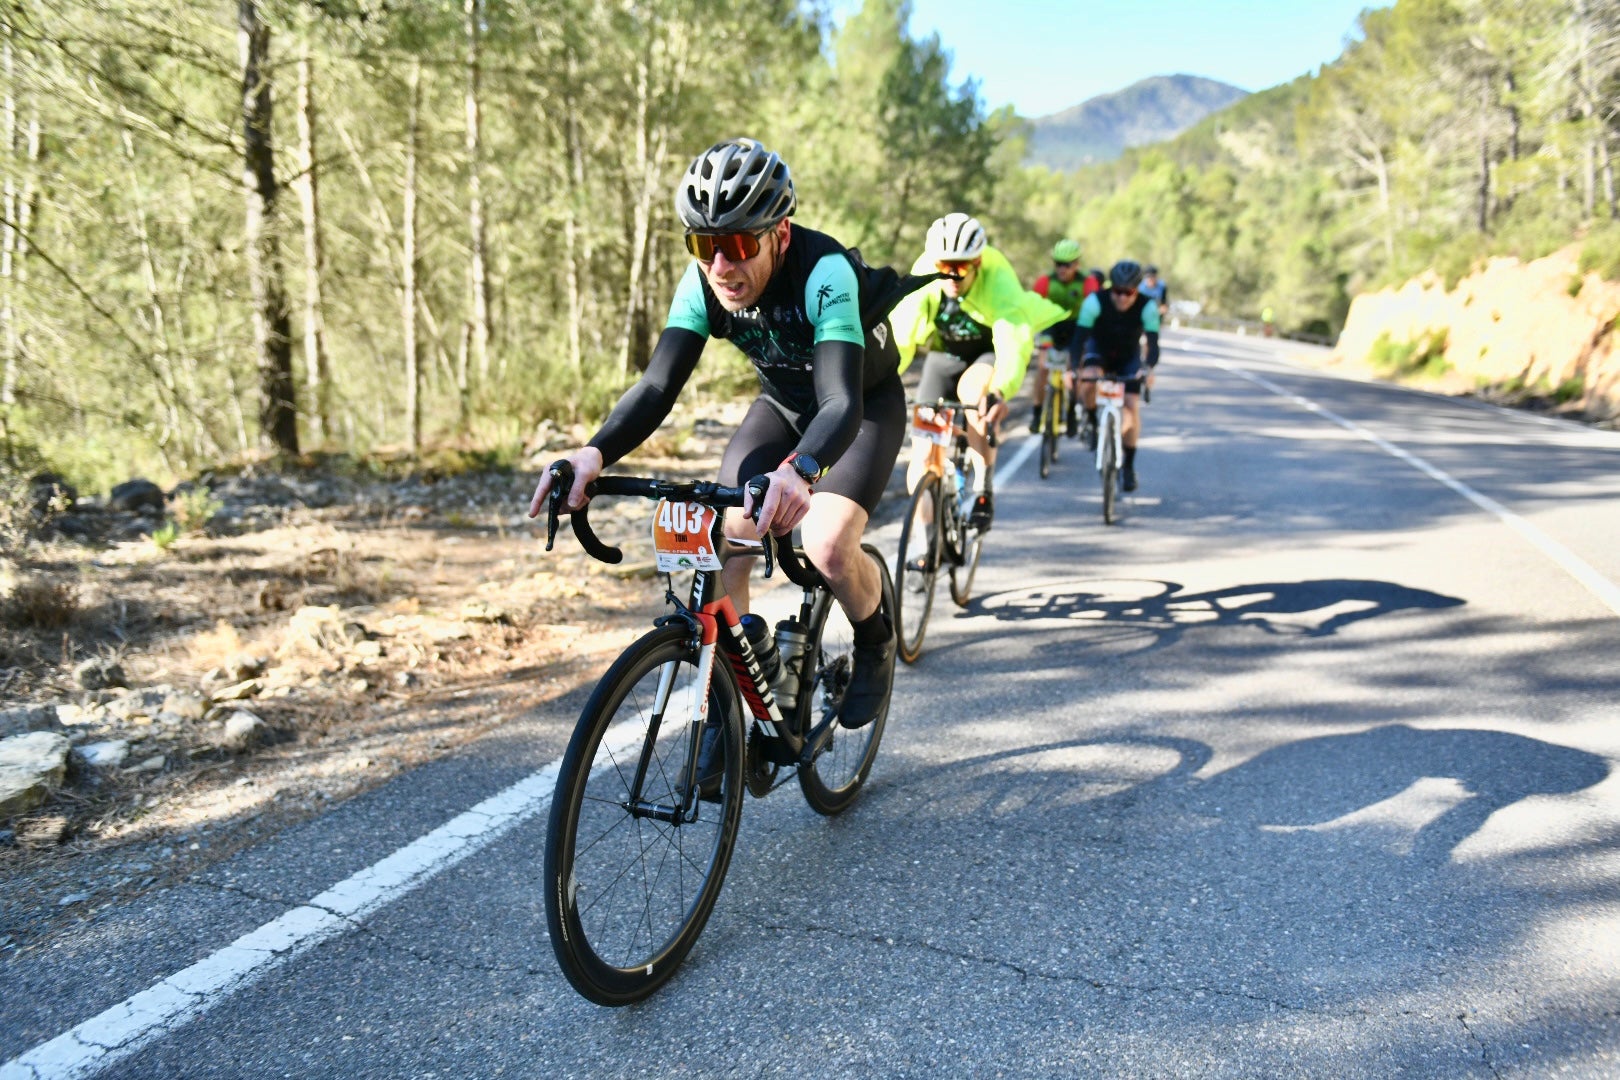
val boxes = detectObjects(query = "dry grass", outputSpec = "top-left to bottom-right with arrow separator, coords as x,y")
2,574 -> 80,630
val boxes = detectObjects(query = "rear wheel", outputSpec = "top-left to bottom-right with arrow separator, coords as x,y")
798,545 -> 891,815
544,626 -> 744,1006
893,474 -> 941,664
1100,411 -> 1119,526
948,496 -> 983,608
1038,392 -> 1057,479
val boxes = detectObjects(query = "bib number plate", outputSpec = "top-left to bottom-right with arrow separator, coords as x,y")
1098,380 -> 1126,405
911,406 -> 955,446
651,500 -> 721,572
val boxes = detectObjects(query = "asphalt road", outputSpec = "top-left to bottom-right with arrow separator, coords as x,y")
5,329 -> 1620,1078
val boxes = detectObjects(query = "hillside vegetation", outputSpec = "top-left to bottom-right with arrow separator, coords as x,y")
4,0 -> 1620,497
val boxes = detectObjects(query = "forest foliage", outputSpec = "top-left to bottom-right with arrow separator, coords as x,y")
2,0 -> 1619,491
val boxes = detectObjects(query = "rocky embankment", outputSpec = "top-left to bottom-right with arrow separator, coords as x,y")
1331,244 -> 1620,422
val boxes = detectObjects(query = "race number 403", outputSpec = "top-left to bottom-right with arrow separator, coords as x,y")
651,499 -> 721,572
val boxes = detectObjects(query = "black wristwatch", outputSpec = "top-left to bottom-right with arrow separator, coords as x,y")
782,451 -> 823,484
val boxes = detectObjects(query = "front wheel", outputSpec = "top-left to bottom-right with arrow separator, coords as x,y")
798,544 -> 891,815
544,626 -> 744,1006
1100,412 -> 1119,526
894,474 -> 941,664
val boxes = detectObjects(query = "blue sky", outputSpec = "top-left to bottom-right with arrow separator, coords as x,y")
835,1 -> 1393,117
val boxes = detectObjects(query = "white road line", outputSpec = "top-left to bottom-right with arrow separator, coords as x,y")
1215,358 -> 1620,619
1,762 -> 563,1080
994,431 -> 1041,489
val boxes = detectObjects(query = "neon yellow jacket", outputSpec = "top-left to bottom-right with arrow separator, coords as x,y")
891,245 -> 1070,402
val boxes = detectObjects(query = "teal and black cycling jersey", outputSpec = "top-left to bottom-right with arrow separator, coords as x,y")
590,224 -> 900,469
1078,291 -> 1161,369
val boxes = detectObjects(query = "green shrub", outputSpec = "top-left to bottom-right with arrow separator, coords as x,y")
1367,329 -> 1451,379
1578,222 -> 1620,280
150,521 -> 180,550
170,487 -> 223,533
1568,275 -> 1585,297
1554,376 -> 1586,404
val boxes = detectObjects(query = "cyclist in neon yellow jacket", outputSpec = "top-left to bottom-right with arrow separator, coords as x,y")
890,213 -> 1068,530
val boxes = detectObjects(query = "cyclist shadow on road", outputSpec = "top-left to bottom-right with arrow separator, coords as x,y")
1181,723 -> 1609,864
970,577 -> 1465,653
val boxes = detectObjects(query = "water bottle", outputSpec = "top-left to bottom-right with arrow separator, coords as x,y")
740,613 -> 781,685
772,617 -> 811,717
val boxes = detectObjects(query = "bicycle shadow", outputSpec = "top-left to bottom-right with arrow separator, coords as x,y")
970,577 -> 1465,653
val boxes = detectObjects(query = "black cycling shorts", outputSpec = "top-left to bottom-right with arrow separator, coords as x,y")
915,350 -> 994,405
1080,352 -> 1145,393
718,375 -> 906,514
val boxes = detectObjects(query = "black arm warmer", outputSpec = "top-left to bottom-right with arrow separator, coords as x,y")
793,339 -> 865,467
1145,331 -> 1160,368
587,328 -> 706,466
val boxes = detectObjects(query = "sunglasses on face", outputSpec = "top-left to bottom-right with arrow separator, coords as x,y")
684,227 -> 772,263
936,259 -> 977,277
1112,286 -> 1139,299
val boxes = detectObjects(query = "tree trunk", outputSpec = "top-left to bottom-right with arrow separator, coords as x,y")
239,0 -> 299,455
296,41 -> 330,446
464,0 -> 490,393
2,31 -> 18,410
403,61 -> 422,453
1477,79 -> 1490,234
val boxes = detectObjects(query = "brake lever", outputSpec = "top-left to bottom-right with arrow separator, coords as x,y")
544,461 -> 573,552
747,476 -> 775,579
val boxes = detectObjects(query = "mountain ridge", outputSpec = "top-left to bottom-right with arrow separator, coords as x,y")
1027,74 -> 1250,170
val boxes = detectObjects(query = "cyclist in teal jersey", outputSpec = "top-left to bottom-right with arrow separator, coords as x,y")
1030,238 -> 1088,435
1076,259 -> 1160,493
527,138 -> 912,730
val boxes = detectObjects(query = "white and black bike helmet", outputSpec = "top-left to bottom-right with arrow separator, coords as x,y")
675,138 -> 796,232
923,212 -> 987,262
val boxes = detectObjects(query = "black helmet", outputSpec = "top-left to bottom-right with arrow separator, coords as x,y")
1086,267 -> 1105,282
675,138 -> 796,232
1145,265 -> 1159,276
1110,260 -> 1144,290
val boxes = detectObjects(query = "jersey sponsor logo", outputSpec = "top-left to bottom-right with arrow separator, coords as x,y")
815,284 -> 851,317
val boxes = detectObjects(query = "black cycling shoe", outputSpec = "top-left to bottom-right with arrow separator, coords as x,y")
680,720 -> 724,803
1066,404 -> 1079,439
1083,420 -> 1098,452
969,492 -> 994,532
1028,405 -> 1040,434
838,619 -> 896,730
1122,464 -> 1138,493
903,553 -> 934,593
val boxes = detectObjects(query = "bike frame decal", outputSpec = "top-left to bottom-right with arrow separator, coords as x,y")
696,597 -> 783,739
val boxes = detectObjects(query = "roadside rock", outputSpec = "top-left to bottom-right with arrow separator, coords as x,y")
55,703 -> 104,727
218,711 -> 266,753
223,653 -> 268,682
74,658 -> 127,692
212,679 -> 262,702
0,704 -> 58,739
0,732 -> 72,819
108,479 -> 166,515
75,740 -> 130,769
459,599 -> 508,624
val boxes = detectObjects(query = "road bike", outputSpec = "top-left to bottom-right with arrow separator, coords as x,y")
893,399 -> 991,663
538,463 -> 894,1006
1035,346 -> 1074,481
1080,375 -> 1129,525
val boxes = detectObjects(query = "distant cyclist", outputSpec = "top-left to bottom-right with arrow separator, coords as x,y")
1076,258 -> 1160,493
1029,238 -> 1088,434
890,213 -> 1068,530
527,138 -> 914,731
1140,265 -> 1168,311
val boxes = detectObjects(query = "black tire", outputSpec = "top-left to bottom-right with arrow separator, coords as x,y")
1101,412 -> 1119,526
544,625 -> 744,1006
798,544 -> 891,815
948,496 -> 983,608
894,475 -> 941,664
1038,393 -> 1056,480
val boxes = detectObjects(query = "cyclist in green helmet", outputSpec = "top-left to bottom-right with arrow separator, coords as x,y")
1030,238 -> 1088,435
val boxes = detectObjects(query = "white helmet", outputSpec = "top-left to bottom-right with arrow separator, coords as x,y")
923,212 -> 987,261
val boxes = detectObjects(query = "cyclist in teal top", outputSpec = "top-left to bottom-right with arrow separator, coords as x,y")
1076,259 -> 1160,493
527,138 -> 905,730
